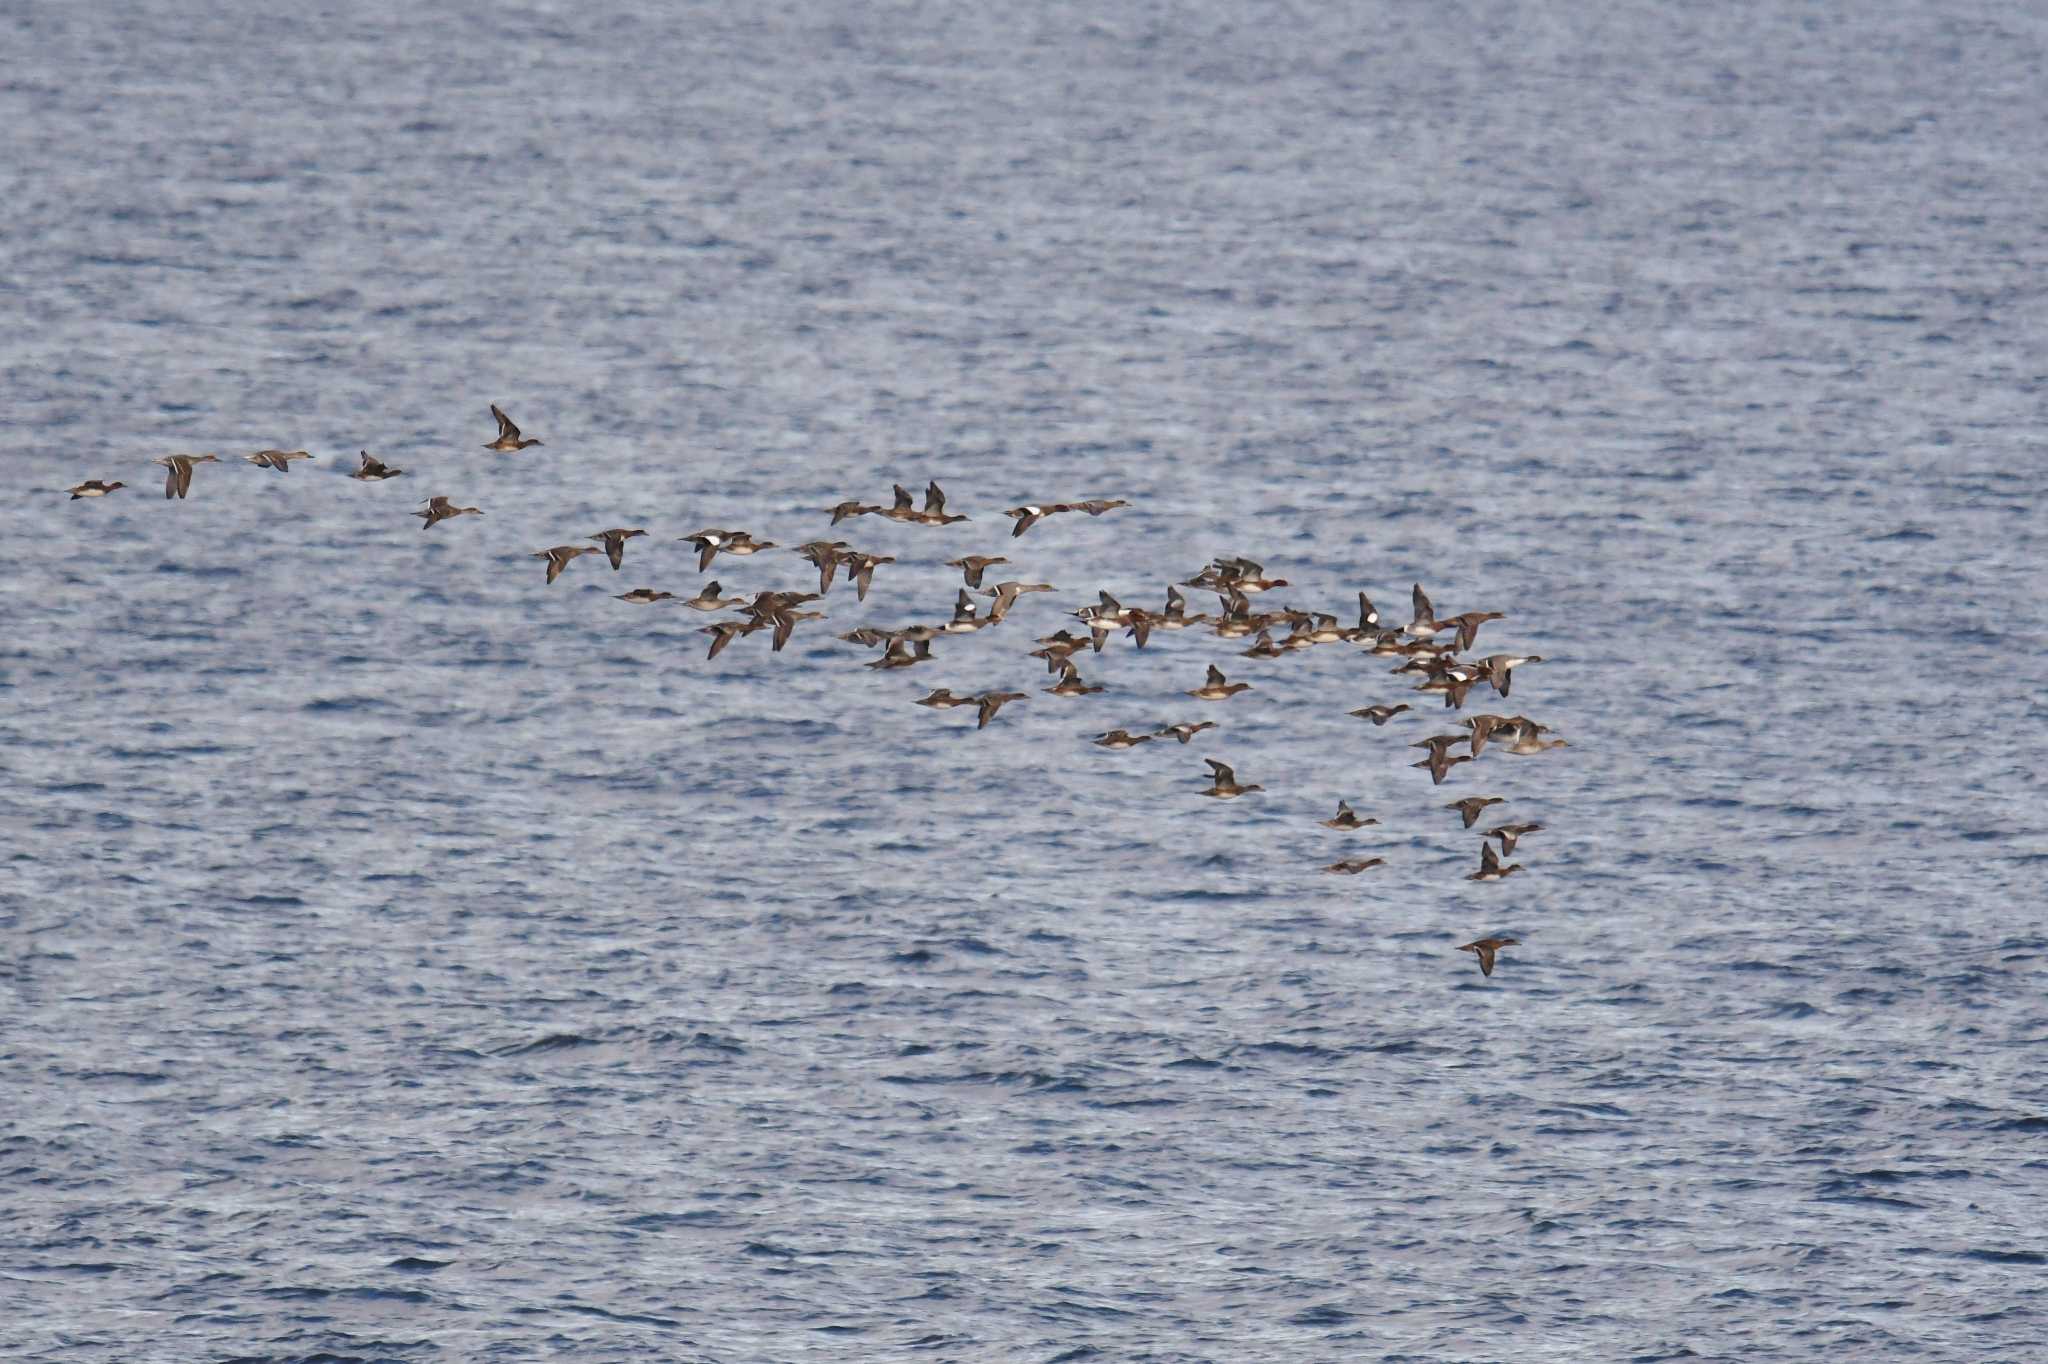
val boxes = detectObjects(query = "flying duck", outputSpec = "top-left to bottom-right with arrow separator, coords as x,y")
681,529 -> 776,572
842,551 -> 895,602
1155,721 -> 1217,744
589,528 -> 647,570
1478,654 -> 1544,698
865,638 -> 934,670
1458,937 -> 1518,978
1486,822 -> 1545,856
414,495 -> 483,528
1349,703 -> 1411,725
1322,858 -> 1386,875
1466,842 -> 1523,881
948,555 -> 1009,588
615,588 -> 675,604
67,480 -> 125,498
1412,749 -> 1474,785
154,454 -> 221,499
533,545 -> 600,584
243,449 -> 312,471
682,581 -> 747,611
1187,664 -> 1251,701
484,404 -> 543,451
701,619 -> 761,659
792,541 -> 852,594
1044,663 -> 1104,696
1447,796 -> 1505,828
914,481 -> 969,526
1093,729 -> 1154,749
1198,758 -> 1263,799
982,580 -> 1056,621
974,691 -> 1027,728
351,451 -> 405,480
1320,801 -> 1379,831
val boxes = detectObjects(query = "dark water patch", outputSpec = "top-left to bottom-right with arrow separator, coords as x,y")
301,696 -> 394,713
491,1033 -> 601,1057
623,1210 -> 729,1231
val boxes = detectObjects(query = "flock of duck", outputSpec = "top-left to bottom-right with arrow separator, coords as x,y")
65,405 -> 1568,980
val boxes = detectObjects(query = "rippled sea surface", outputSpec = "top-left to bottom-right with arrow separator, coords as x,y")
5,3 -> 2047,1360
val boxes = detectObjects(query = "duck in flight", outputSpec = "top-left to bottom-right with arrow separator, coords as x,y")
1198,758 -> 1263,799
842,551 -> 895,602
1155,720 -> 1216,744
865,638 -> 934,670
1486,822 -> 1544,856
1447,796 -> 1505,828
1186,664 -> 1251,701
1045,663 -> 1104,696
701,619 -> 762,659
351,451 -> 405,481
1349,703 -> 1411,726
484,404 -> 543,451
681,529 -> 776,573
1093,729 -> 1154,749
1320,801 -> 1379,830
829,499 -> 882,524
949,555 -> 1009,588
533,545 -> 600,584
1002,498 -> 1128,537
681,581 -> 746,611
792,541 -> 852,594
1466,841 -> 1523,881
243,449 -> 313,472
154,453 -> 221,499
414,495 -> 483,529
982,580 -> 1056,621
67,480 -> 126,499
975,691 -> 1027,728
589,528 -> 647,571
1458,936 -> 1518,977
1323,858 -> 1386,875
615,588 -> 675,604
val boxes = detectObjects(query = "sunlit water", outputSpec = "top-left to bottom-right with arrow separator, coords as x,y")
4,3 -> 2046,1359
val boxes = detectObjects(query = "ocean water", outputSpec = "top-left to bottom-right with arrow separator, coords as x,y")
4,2 -> 2046,1359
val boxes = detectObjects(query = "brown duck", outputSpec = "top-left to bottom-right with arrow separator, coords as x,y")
590,528 -> 647,570
534,545 -> 601,584
154,454 -> 221,499
1466,842 -> 1523,881
1458,936 -> 1518,977
1187,664 -> 1251,702
415,495 -> 483,529
1320,801 -> 1379,831
1447,796 -> 1505,828
484,404 -> 543,451
1486,822 -> 1545,856
975,691 -> 1027,728
244,449 -> 312,471
1198,758 -> 1263,799
949,555 -> 1009,589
